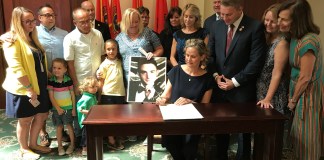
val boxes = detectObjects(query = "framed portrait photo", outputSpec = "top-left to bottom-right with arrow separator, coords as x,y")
127,57 -> 167,103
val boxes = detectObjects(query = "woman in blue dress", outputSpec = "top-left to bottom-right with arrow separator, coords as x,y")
156,39 -> 214,160
170,4 -> 208,67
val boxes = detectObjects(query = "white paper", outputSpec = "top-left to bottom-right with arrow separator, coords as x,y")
138,47 -> 148,57
159,103 -> 203,120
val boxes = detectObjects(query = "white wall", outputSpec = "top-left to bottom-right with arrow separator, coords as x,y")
309,0 -> 324,43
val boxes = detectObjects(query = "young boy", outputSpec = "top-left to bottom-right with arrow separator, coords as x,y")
48,58 -> 75,156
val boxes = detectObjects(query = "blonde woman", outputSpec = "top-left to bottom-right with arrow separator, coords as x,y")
116,8 -> 163,82
2,7 -> 51,159
170,4 -> 208,67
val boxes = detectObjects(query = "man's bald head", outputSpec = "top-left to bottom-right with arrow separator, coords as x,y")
81,1 -> 95,21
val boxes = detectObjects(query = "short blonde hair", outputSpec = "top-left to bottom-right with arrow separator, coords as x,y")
120,8 -> 144,35
10,7 -> 44,53
79,76 -> 98,93
181,4 -> 202,29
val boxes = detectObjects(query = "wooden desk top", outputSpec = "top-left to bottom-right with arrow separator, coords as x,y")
83,103 -> 287,125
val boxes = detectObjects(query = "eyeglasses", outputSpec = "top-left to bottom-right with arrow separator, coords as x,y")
75,19 -> 92,26
141,16 -> 150,19
40,13 -> 56,18
21,19 -> 37,25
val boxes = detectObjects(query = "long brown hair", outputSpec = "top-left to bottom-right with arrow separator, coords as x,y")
262,3 -> 280,44
278,0 -> 320,39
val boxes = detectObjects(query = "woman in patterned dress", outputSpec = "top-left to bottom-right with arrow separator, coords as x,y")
256,3 -> 290,114
278,0 -> 323,159
115,8 -> 163,82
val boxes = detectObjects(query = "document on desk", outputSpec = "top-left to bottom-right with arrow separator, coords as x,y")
159,103 -> 203,120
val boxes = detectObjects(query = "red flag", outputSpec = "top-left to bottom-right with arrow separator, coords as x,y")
171,0 -> 179,8
95,0 -> 102,21
110,0 -> 122,38
95,0 -> 110,23
154,0 -> 168,33
132,0 -> 143,8
102,0 -> 111,24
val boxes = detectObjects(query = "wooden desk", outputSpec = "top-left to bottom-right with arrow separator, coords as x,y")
83,103 -> 287,160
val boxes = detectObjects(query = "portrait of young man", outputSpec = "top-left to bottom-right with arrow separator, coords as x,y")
127,57 -> 166,103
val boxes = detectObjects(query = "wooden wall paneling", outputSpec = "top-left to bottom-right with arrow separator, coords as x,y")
2,0 -> 14,31
0,49 -> 6,109
0,0 -> 6,109
0,0 -> 5,34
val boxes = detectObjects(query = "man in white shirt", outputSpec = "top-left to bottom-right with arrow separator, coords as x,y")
64,8 -> 104,96
63,8 -> 104,144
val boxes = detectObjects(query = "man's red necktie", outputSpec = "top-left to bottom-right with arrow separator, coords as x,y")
226,24 -> 235,54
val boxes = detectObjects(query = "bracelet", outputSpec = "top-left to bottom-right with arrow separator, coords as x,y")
289,98 -> 297,103
24,84 -> 32,89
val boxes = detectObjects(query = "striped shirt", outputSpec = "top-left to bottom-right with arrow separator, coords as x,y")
47,75 -> 74,110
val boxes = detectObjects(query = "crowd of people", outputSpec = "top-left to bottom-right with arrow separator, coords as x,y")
0,0 -> 323,159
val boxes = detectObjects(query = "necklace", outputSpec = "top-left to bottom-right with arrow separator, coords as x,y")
37,49 -> 44,72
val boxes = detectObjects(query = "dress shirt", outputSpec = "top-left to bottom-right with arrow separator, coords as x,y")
215,13 -> 220,21
135,83 -> 156,102
37,24 -> 68,69
64,28 -> 104,83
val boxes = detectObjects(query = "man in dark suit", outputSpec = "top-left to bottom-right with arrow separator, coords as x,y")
203,0 -> 221,34
208,0 -> 267,159
81,1 -> 111,42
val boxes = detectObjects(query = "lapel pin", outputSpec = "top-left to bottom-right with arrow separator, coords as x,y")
239,26 -> 245,31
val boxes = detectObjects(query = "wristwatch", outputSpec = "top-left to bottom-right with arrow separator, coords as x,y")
213,72 -> 219,79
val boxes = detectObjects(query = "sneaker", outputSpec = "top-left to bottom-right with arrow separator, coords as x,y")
20,149 -> 40,160
128,136 -> 137,142
82,150 -> 87,156
39,133 -> 51,147
58,147 -> 65,156
65,145 -> 74,154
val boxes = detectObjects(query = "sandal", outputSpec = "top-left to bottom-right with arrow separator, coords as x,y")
39,133 -> 51,147
19,149 -> 40,160
30,145 -> 51,154
107,142 -> 124,151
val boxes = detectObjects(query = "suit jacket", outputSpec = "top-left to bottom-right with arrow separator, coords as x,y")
95,20 -> 111,42
203,14 -> 217,34
209,15 -> 267,103
127,81 -> 163,103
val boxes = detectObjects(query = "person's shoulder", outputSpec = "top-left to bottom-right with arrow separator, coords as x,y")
65,28 -> 78,38
205,14 -> 216,22
95,20 -> 108,26
54,26 -> 69,35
